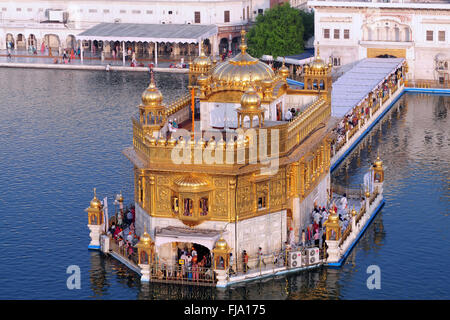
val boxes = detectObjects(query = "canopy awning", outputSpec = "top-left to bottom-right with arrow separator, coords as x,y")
77,22 -> 218,43
331,58 -> 404,117
154,226 -> 222,250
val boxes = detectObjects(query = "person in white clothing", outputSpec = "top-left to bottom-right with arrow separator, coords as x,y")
340,193 -> 348,212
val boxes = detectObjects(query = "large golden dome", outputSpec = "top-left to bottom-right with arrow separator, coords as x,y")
141,72 -> 163,107
211,30 -> 275,86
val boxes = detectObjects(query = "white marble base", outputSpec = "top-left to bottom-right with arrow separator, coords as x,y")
87,224 -> 102,249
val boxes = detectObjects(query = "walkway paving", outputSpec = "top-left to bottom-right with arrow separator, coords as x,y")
0,49 -> 189,69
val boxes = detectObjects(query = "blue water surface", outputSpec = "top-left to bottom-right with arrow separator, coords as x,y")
0,69 -> 448,299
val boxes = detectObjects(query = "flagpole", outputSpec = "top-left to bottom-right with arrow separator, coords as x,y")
191,87 -> 195,139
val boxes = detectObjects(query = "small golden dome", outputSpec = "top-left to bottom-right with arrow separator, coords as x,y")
279,61 -> 289,79
215,237 -> 228,250
309,48 -> 328,72
116,191 -> 124,203
310,57 -> 327,72
90,188 -> 102,209
137,231 -> 154,248
197,73 -> 209,87
141,72 -> 163,107
328,212 -> 339,224
174,175 -> 209,189
351,207 -> 357,217
193,50 -> 212,69
374,156 -> 383,168
240,84 -> 261,110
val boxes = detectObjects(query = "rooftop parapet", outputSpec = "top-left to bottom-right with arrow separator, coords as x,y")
132,97 -> 330,169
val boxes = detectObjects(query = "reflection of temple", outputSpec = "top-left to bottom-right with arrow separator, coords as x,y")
124,30 -> 336,270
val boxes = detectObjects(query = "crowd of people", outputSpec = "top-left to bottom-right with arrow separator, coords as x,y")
107,205 -> 139,261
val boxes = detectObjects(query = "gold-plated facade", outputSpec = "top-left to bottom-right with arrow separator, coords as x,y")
125,30 -> 335,230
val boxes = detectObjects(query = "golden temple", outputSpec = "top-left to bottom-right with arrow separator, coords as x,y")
122,29 -> 336,270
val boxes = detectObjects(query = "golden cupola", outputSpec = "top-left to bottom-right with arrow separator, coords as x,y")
211,30 -> 275,89
237,79 -> 265,128
141,73 -> 163,107
189,49 -> 212,88
373,154 -> 384,183
89,188 -> 102,210
87,188 -> 103,226
306,48 -> 331,75
192,49 -> 212,71
138,70 -> 167,133
278,59 -> 290,80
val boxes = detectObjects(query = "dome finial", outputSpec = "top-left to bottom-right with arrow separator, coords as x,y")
149,68 -> 156,88
240,29 -> 247,54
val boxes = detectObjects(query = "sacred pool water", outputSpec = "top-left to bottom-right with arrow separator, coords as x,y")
0,68 -> 448,299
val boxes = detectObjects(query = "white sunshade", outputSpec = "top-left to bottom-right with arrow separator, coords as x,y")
331,58 -> 404,117
154,226 -> 222,250
77,22 -> 218,43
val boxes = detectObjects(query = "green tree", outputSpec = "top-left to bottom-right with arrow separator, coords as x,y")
299,10 -> 314,42
247,3 -> 312,59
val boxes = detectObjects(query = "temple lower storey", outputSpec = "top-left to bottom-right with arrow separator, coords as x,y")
85,31 -> 398,287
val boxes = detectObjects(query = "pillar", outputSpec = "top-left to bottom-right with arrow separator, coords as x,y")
122,41 -> 125,65
154,42 -> 158,66
80,42 -> 84,63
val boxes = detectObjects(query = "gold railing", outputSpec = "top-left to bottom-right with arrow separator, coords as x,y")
149,264 -> 217,286
369,187 -> 379,206
166,93 -> 191,117
339,223 -> 352,247
355,205 -> 366,225
132,97 -> 330,168
109,236 -> 140,267
405,79 -> 450,89
285,97 -> 330,152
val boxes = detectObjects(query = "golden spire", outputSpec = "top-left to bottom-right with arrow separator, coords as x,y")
240,29 -> 247,54
90,187 -> 101,209
279,57 -> 289,79
141,68 -> 163,106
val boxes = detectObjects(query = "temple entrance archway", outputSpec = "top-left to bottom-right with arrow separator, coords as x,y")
367,48 -> 406,58
16,33 -> 26,50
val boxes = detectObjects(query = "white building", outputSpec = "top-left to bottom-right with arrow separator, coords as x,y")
309,0 -> 450,81
0,0 -> 271,59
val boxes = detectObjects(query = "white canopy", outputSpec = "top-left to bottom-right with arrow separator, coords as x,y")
154,226 -> 222,250
77,22 -> 218,43
331,58 -> 404,117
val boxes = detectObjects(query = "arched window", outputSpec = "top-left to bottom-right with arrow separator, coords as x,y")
183,198 -> 193,216
172,195 -> 179,214
199,197 -> 208,216
257,193 -> 267,210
